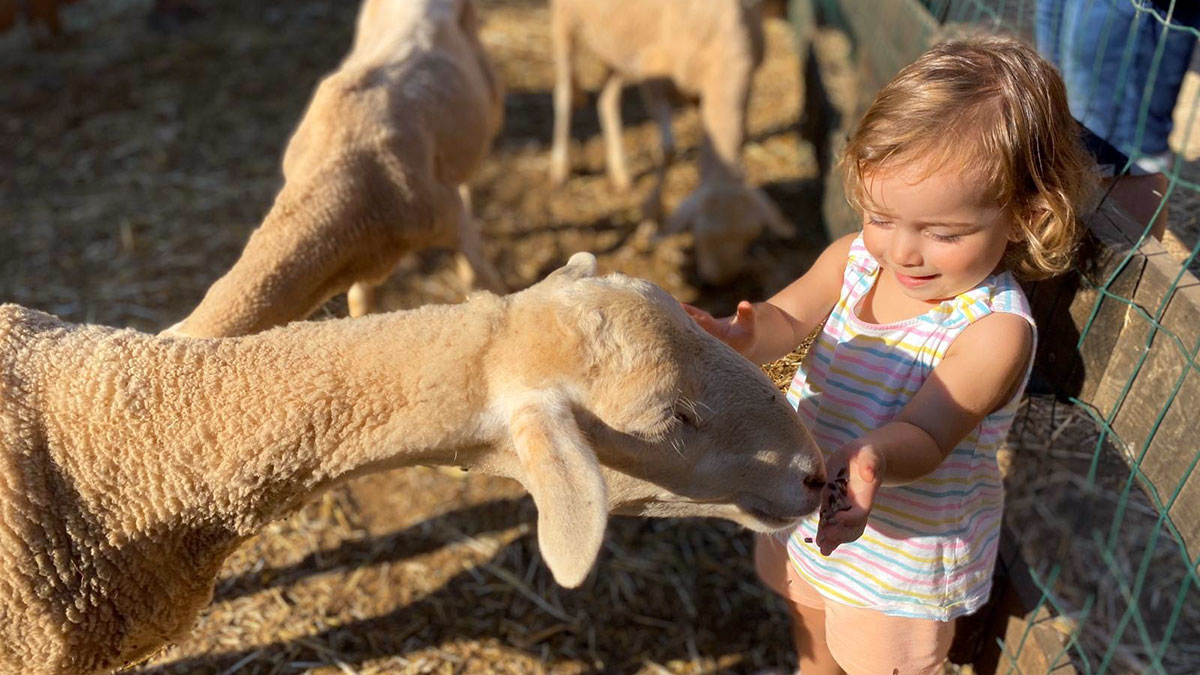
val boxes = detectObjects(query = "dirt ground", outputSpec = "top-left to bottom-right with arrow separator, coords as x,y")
0,1 -> 828,673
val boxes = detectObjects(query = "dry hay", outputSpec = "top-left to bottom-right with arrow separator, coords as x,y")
1002,396 -> 1200,674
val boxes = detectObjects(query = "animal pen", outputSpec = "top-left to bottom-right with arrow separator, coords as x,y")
790,0 -> 1200,672
0,0 -> 1197,673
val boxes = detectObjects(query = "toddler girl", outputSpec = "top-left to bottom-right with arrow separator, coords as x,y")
685,36 -> 1095,674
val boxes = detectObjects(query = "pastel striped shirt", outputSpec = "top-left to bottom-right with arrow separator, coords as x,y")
783,235 -> 1035,621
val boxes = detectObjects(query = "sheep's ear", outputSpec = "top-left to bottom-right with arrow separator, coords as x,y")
548,252 -> 598,282
508,395 -> 608,588
752,187 -> 796,238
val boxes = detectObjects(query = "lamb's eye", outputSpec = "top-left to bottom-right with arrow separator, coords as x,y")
673,407 -> 698,428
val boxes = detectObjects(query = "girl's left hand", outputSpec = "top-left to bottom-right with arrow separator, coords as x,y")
815,442 -> 885,556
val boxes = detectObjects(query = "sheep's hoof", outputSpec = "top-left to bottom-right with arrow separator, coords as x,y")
549,157 -> 570,187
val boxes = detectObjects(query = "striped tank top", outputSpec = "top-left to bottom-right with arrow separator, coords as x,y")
784,235 -> 1035,621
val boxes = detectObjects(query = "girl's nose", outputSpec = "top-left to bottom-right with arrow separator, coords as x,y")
889,229 -> 923,266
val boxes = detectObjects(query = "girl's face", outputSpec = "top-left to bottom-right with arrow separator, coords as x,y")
860,161 -> 1015,304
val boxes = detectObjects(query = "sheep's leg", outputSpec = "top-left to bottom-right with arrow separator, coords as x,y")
347,282 -> 377,318
598,71 -> 632,193
639,79 -> 676,222
453,185 -> 506,294
642,80 -> 677,166
698,70 -> 752,181
549,4 -> 574,186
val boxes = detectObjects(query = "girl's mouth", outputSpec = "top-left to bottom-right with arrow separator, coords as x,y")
895,271 -> 938,288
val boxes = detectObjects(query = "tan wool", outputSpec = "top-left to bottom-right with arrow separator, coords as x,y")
166,0 -> 505,338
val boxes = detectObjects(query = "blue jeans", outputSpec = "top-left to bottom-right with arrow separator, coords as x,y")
1036,0 -> 1197,169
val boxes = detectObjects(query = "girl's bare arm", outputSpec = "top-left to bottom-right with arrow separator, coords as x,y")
740,232 -> 856,364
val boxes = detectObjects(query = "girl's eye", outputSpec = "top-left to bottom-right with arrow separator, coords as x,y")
928,232 -> 962,243
866,216 -> 892,227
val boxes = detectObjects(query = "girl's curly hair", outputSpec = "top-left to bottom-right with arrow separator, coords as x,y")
842,35 -> 1097,280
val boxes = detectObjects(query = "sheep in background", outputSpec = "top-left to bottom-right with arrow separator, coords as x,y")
166,0 -> 505,338
0,253 -> 824,675
658,154 -> 795,285
548,0 -> 795,285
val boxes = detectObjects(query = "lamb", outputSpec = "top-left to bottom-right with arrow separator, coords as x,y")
0,253 -> 825,675
548,0 -> 795,284
165,0 -> 505,338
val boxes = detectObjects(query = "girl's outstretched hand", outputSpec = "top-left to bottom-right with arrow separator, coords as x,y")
681,300 -> 758,355
814,442 -> 885,556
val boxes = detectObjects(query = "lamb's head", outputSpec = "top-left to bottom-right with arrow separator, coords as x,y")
490,253 -> 824,587
663,181 -> 797,285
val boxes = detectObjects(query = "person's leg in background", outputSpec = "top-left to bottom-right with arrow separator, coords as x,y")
1034,0 -> 1065,66
1129,1 -> 1196,172
1102,1 -> 1195,239
1037,0 -> 1197,239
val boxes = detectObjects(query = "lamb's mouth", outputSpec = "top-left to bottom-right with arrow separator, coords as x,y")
741,506 -> 803,532
609,498 -> 807,531
610,497 -> 732,519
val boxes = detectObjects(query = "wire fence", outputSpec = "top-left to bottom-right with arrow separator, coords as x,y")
792,0 -> 1200,672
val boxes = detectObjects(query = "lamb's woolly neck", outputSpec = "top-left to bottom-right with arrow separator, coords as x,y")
177,163 -> 435,338
35,298 -> 505,540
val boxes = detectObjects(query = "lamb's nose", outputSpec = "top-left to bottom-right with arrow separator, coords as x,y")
803,472 -> 827,490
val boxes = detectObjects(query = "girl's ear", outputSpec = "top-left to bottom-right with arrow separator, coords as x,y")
1007,207 -> 1034,243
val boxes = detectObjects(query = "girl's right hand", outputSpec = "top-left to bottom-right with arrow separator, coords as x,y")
681,300 -> 758,355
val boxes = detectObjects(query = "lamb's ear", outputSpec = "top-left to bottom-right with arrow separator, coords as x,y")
508,394 -> 608,588
547,252 -> 598,282
752,187 -> 796,238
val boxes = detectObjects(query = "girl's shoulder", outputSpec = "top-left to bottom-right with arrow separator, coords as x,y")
845,233 -> 878,276
947,271 -> 1034,328
834,233 -> 879,305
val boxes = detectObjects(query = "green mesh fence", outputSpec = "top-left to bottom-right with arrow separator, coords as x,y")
791,1 -> 1200,672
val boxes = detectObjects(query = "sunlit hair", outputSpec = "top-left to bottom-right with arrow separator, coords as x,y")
841,35 -> 1096,280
